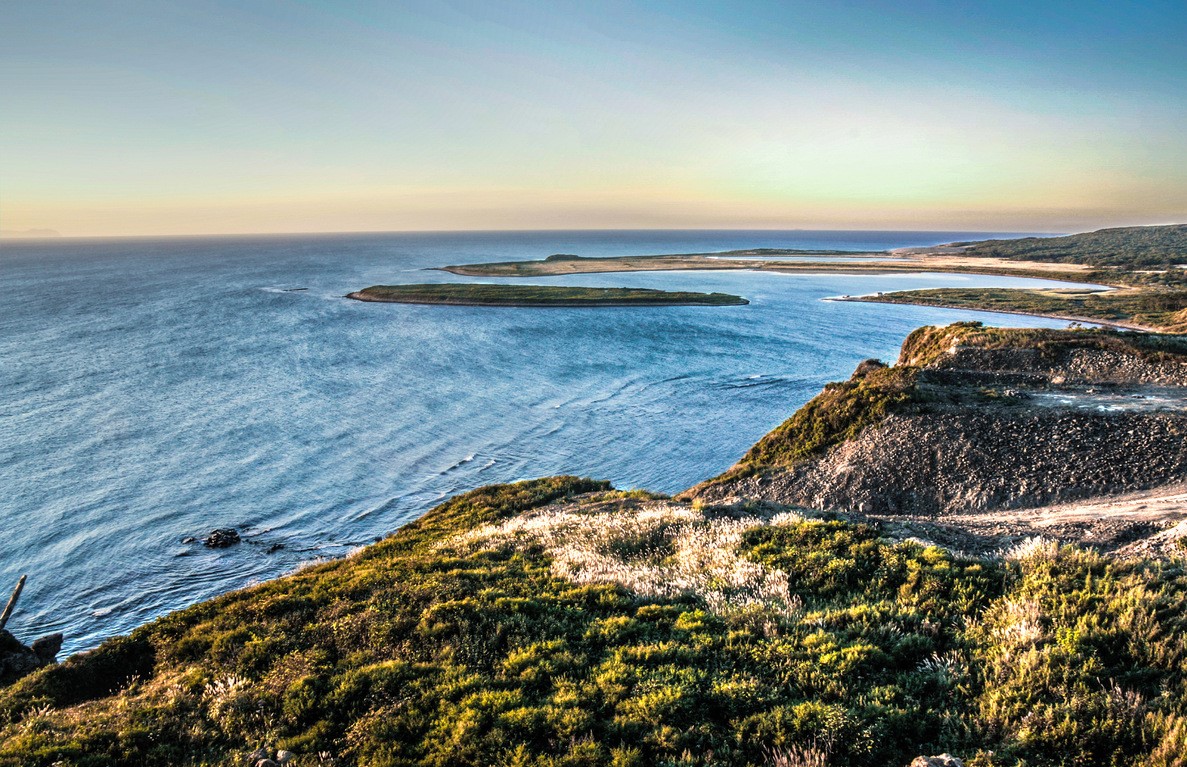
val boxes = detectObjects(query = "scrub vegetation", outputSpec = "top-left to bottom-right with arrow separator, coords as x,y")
957,224 -> 1187,271
862,288 -> 1187,331
3,478 -> 1187,766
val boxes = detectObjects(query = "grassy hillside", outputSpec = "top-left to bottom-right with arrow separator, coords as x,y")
860,288 -> 1187,331
959,224 -> 1187,269
707,362 -> 922,483
3,477 -> 1187,766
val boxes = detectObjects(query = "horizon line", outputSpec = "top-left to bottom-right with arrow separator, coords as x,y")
0,224 -> 1121,242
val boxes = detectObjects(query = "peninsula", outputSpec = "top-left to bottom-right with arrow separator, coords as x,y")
346,283 -> 748,307
441,225 -> 1187,331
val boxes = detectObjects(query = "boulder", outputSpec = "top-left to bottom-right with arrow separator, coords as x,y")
0,629 -> 58,686
31,632 -> 63,663
204,528 -> 241,548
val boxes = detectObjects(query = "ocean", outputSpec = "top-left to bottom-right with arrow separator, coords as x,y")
0,229 -> 1078,652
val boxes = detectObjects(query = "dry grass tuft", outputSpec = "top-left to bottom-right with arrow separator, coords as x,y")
447,501 -> 804,617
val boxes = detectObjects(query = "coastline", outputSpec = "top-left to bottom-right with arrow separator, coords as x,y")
435,237 -> 1187,330
345,285 -> 749,307
438,250 -> 1099,284
831,294 -> 1155,332
8,322 -> 1187,765
345,293 -> 749,308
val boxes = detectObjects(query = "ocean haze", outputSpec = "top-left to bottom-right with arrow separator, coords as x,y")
1,230 -> 1082,652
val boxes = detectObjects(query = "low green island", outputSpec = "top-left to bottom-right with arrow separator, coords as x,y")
346,283 -> 749,307
438,225 -> 1187,331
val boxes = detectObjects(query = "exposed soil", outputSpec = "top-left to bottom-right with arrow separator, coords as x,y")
697,327 -> 1187,557
872,484 -> 1187,557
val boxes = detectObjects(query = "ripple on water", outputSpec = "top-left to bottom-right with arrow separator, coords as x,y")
0,230 -> 1079,651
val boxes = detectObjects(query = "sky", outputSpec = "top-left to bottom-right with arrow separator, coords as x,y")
2,0 -> 1185,236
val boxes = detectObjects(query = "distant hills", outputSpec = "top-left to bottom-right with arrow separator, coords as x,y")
958,224 -> 1187,268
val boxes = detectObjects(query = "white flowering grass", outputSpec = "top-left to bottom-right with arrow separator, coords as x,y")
1003,535 -> 1059,562
446,501 -> 804,618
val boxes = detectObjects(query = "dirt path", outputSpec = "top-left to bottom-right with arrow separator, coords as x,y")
878,484 -> 1187,556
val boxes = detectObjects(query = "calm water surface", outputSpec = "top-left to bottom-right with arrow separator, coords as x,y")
1,230 -> 1076,651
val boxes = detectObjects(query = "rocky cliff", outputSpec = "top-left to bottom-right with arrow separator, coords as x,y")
692,324 -> 1187,517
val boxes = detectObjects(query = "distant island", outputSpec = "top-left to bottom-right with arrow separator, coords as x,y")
346,283 -> 748,307
441,224 -> 1187,331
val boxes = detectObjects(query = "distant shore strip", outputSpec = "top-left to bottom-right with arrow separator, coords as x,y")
346,283 -> 749,307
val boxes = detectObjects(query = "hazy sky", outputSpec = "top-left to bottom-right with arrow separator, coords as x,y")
2,0 -> 1185,236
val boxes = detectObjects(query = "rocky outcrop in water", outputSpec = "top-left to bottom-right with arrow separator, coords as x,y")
204,528 -> 241,548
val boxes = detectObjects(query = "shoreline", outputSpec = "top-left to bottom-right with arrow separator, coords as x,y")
437,261 -> 1101,285
438,249 -> 1100,284
345,286 -> 749,307
346,293 -> 749,308
831,294 -> 1154,332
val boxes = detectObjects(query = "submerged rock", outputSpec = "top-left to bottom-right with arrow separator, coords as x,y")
204,528 -> 241,548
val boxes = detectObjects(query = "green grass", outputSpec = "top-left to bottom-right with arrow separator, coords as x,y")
958,224 -> 1187,269
897,322 -> 1187,367
4,477 -> 1187,766
709,363 -> 921,483
348,284 -> 748,306
866,287 -> 1187,331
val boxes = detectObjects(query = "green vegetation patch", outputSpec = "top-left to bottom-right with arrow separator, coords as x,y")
4,479 -> 1187,766
347,284 -> 748,306
716,363 -> 921,481
958,224 -> 1187,269
899,321 -> 1187,367
870,287 -> 1187,331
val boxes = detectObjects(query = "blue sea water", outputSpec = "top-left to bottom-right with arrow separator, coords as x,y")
1,229 -> 1080,653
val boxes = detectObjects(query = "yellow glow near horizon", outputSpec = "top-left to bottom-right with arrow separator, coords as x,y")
2,2 -> 1185,237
